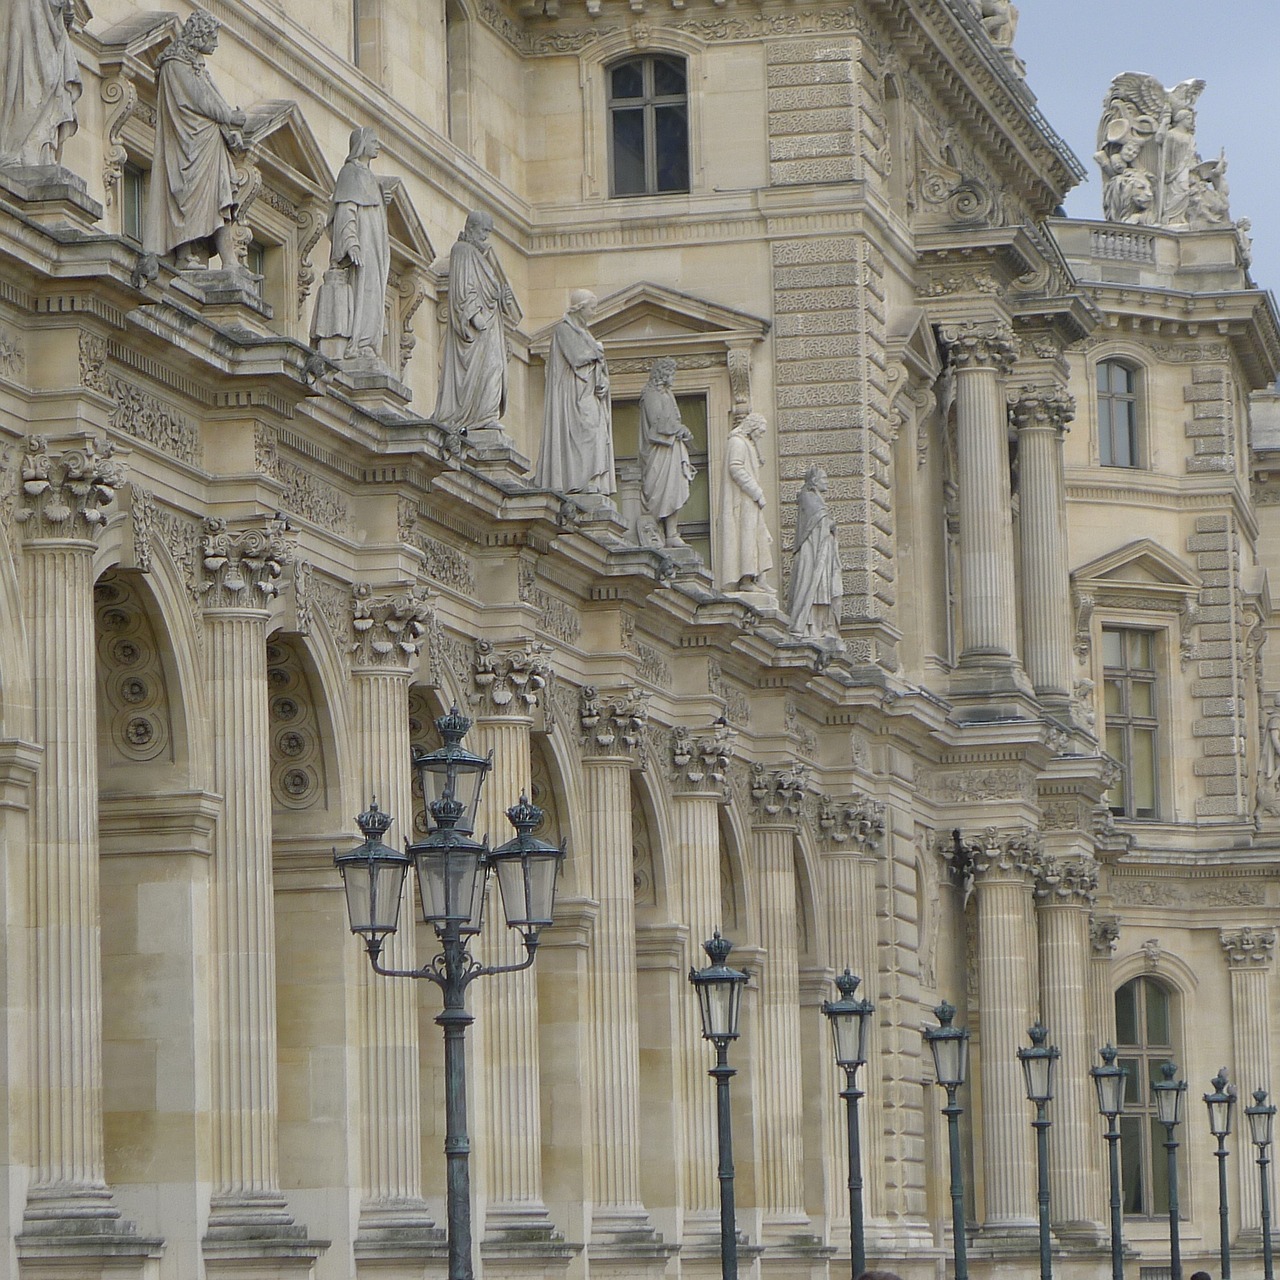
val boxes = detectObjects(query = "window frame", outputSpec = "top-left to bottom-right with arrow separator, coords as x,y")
1101,625 -> 1162,820
1095,357 -> 1144,469
606,54 -> 691,199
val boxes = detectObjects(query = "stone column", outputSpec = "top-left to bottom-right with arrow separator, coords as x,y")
969,828 -> 1040,1231
1220,928 -> 1276,1232
348,587 -> 440,1250
1035,857 -> 1100,1237
1086,914 -> 1120,1229
670,723 -> 736,1233
1010,388 -> 1076,702
940,322 -> 1021,676
748,764 -> 810,1235
578,685 -> 661,1247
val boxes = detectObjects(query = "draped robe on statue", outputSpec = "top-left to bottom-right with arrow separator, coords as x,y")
0,0 -> 81,167
537,314 -> 615,495
788,480 -> 843,637
637,379 -> 692,523
719,426 -> 773,587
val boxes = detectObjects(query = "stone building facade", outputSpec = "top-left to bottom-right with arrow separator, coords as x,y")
0,2 -> 1278,1280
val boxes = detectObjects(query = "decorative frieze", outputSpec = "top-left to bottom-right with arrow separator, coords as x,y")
620,612 -> 671,687
708,658 -> 751,727
0,327 -> 25,377
923,766 -> 1037,803
669,721 -> 735,796
518,562 -> 581,645
749,761 -> 809,824
580,684 -> 649,762
1220,927 -> 1277,969
195,516 -> 292,610
16,435 -> 125,541
350,583 -> 433,669
1112,879 -> 1264,907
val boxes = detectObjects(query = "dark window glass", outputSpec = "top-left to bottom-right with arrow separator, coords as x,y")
654,106 -> 689,192
122,164 -> 145,246
607,55 -> 691,198
1103,627 -> 1160,819
611,61 -> 644,99
610,110 -> 647,196
653,56 -> 686,96
1098,359 -> 1139,468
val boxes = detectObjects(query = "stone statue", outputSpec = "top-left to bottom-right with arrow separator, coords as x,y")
1096,138 -> 1157,226
536,290 -> 615,498
1257,694 -> 1280,819
788,464 -> 843,641
311,127 -> 393,364
146,10 -> 246,270
719,413 -> 773,592
637,357 -> 695,547
0,0 -> 82,168
975,0 -> 1018,47
430,209 -> 521,434
1189,153 -> 1232,228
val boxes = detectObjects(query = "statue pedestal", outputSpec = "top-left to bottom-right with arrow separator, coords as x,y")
723,586 -> 780,612
461,425 -> 533,481
0,164 -> 102,232
172,269 -> 275,336
332,355 -> 412,409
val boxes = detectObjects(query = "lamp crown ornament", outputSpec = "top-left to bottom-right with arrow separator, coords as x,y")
835,968 -> 861,1000
705,930 -> 732,967
935,999 -> 957,1027
357,798 -> 394,839
505,793 -> 544,834
1028,1021 -> 1049,1048
437,705 -> 472,742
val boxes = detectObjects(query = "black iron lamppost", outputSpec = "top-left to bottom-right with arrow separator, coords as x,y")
822,969 -> 876,1280
1246,1088 -> 1277,1280
1091,1044 -> 1128,1280
924,1001 -> 970,1280
1204,1068 -> 1237,1280
334,708 -> 565,1280
1018,1023 -> 1060,1280
1152,1062 -> 1188,1280
689,932 -> 750,1280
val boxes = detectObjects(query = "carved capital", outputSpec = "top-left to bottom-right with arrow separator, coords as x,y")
749,761 -> 809,826
1008,385 -> 1076,433
1220,926 -> 1277,969
1035,854 -> 1098,905
16,435 -> 126,542
815,793 -> 885,851
580,684 -> 649,763
671,720 -> 736,797
1090,913 -> 1121,958
940,321 -> 1017,373
471,638 -> 553,716
196,516 -> 293,611
944,827 -> 1043,901
351,583 -> 434,670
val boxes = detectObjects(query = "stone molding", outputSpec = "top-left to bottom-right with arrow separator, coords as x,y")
813,793 -> 885,851
580,684 -> 649,763
939,321 -> 1017,373
471,638 -> 554,716
748,761 -> 809,826
196,516 -> 293,612
1089,913 -> 1121,958
1220,926 -> 1277,969
350,583 -> 434,671
15,435 -> 125,542
669,721 -> 735,797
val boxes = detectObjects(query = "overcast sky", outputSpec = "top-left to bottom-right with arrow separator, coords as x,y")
1014,1 -> 1279,299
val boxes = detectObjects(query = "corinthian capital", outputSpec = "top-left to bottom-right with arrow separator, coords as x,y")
1008,385 -> 1076,433
1034,854 -> 1098,905
580,684 -> 649,762
1220,926 -> 1276,969
350,583 -> 434,670
471,638 -> 554,716
940,321 -> 1017,373
814,793 -> 885,850
749,761 -> 809,825
15,435 -> 125,541
671,720 -> 736,796
196,515 -> 293,610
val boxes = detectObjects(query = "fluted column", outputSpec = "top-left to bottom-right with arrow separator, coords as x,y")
470,640 -> 558,1240
1220,928 -> 1276,1232
1011,388 -> 1076,701
16,436 -> 133,1233
941,322 -> 1020,672
579,685 -> 657,1240
749,764 -> 810,1232
671,723 -> 736,1231
349,586 -> 439,1240
1036,857 -> 1100,1234
1086,914 -> 1120,1229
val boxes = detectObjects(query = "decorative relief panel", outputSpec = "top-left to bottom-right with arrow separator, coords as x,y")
620,612 -> 671,687
267,638 -> 327,812
0,328 -> 25,378
518,562 -> 580,645
1089,913 -> 1121,958
1112,879 -> 1265,907
922,766 -> 1037,804
708,658 -> 751,727
253,426 -> 351,534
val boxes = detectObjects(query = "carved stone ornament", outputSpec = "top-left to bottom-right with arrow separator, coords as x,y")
195,515 -> 293,610
1089,913 -> 1121,958
1035,855 -> 1098,905
471,638 -> 554,715
749,761 -> 809,825
670,720 -> 736,796
350,582 -> 434,670
943,826 -> 1042,907
939,322 -> 1017,374
15,435 -> 125,541
815,793 -> 885,850
1008,386 -> 1076,434
1219,926 -> 1276,969
579,684 -> 649,761
131,485 -> 158,573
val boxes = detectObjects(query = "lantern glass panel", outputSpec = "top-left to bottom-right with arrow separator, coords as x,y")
1093,1066 -> 1127,1118
1154,1076 -> 1186,1127
696,977 -> 742,1041
1248,1104 -> 1275,1149
828,1009 -> 869,1069
414,844 -> 487,933
1020,1050 -> 1057,1104
414,749 -> 490,836
1206,1094 -> 1234,1138
929,1032 -> 967,1088
336,844 -> 409,940
492,846 -> 562,931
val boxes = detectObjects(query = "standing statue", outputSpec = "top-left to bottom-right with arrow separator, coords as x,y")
430,209 -> 521,433
975,0 -> 1018,48
637,357 -> 695,548
536,290 -> 615,497
1257,694 -> 1280,819
719,413 -> 773,592
311,127 -> 393,364
0,0 -> 82,168
788,465 -> 843,641
1158,103 -> 1198,228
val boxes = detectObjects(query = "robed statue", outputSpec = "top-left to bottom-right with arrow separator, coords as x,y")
0,0 -> 82,168
719,413 -> 773,592
787,464 -> 843,641
637,356 -> 695,547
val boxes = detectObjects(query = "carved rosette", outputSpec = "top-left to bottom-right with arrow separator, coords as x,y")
939,322 -> 1017,374
350,583 -> 434,670
814,793 -> 886,851
1034,855 -> 1098,905
1089,913 -> 1121,958
670,720 -> 736,798
195,516 -> 293,611
1220,927 -> 1277,969
579,684 -> 649,763
471,638 -> 554,716
1008,385 -> 1076,434
749,761 -> 809,826
15,435 -> 125,541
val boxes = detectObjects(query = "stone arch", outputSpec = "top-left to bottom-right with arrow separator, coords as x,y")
792,827 -> 823,964
632,770 -> 673,924
718,801 -> 756,943
0,519 -> 33,742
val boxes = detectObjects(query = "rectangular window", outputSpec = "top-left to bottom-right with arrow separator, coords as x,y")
1102,627 -> 1159,819
1098,360 -> 1139,468
122,164 -> 146,246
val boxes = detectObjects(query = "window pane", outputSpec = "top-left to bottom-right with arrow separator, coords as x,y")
1104,679 -> 1123,715
611,109 -> 647,195
1120,1056 -> 1143,1104
1131,729 -> 1156,817
1111,406 -> 1132,467
1131,681 -> 1153,717
1120,1116 -> 1145,1213
1117,400 -> 1137,466
1116,980 -> 1138,1045
1099,398 -> 1114,465
610,61 -> 644,99
1149,1116 -> 1171,1213
1146,983 -> 1171,1046
1097,362 -> 1110,392
654,105 -> 689,192
678,394 -> 708,452
1131,631 -> 1154,669
653,56 -> 686,97
1110,362 -> 1134,395
1102,629 -> 1123,667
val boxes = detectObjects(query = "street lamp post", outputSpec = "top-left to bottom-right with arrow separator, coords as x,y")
1091,1044 -> 1129,1280
1246,1088 -> 1277,1280
333,708 -> 565,1280
1204,1068 -> 1237,1280
1152,1062 -> 1187,1280
924,1001 -> 970,1280
1018,1023 -> 1060,1280
689,932 -> 750,1280
822,969 -> 876,1280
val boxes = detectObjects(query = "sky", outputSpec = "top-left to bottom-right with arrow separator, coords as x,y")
1013,0 -> 1280,299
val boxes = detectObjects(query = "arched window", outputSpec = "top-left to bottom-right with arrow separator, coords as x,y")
1097,359 -> 1140,467
607,55 -> 689,197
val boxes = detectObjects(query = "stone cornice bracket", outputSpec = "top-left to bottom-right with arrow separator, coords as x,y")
1007,385 -> 1076,433
814,793 -> 886,851
195,514 -> 294,612
1089,912 -> 1121,959
749,761 -> 809,827
471,638 -> 554,717
1220,926 -> 1277,970
1034,854 -> 1098,906
580,684 -> 649,764
100,69 -> 138,208
15,435 -> 126,542
670,719 -> 736,798
939,321 -> 1017,373
350,582 -> 434,671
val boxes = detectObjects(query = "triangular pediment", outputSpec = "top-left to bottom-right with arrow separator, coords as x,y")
92,11 -> 181,74
887,308 -> 942,383
1073,539 -> 1202,593
243,101 -> 333,204
383,181 -> 435,267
